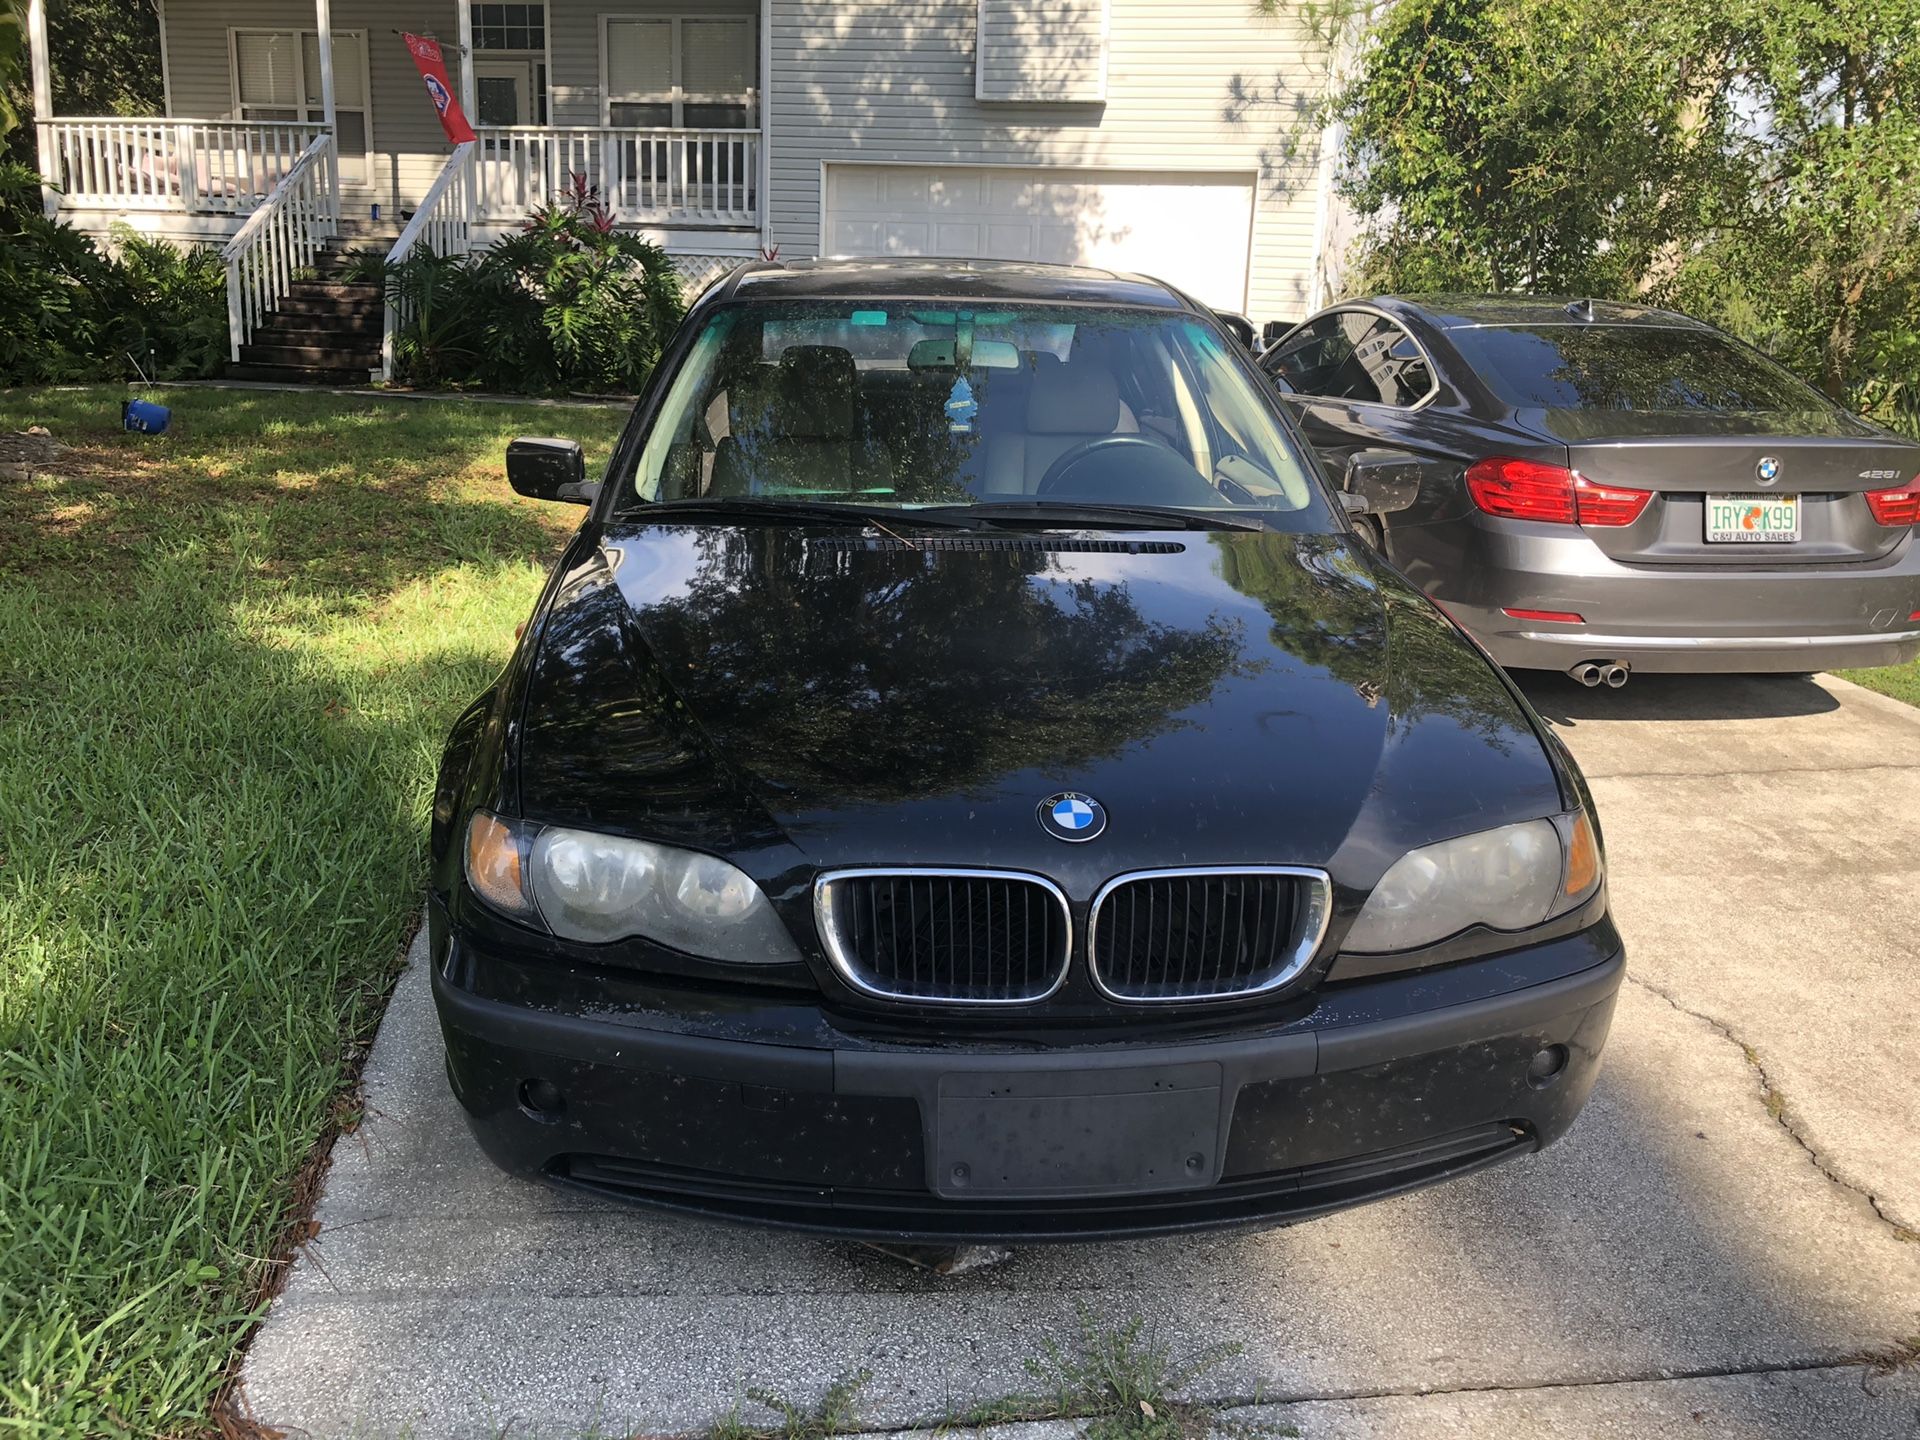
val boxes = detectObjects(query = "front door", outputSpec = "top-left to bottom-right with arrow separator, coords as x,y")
473,59 -> 534,127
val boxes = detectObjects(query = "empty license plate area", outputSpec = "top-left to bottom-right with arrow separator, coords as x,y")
1707,493 -> 1800,543
933,1062 -> 1224,1200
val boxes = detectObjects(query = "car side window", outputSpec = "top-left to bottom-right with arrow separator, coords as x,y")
1267,311 -> 1434,408
1265,315 -> 1350,395
1349,316 -> 1435,407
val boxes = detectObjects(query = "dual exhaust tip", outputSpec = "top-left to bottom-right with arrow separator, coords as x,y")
1570,661 -> 1630,689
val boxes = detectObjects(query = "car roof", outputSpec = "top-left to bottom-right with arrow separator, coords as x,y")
714,257 -> 1201,311
1367,294 -> 1719,332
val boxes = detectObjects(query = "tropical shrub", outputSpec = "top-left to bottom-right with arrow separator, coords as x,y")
385,176 -> 686,394
0,160 -> 226,384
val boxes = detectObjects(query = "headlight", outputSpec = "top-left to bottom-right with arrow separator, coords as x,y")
1344,812 -> 1602,954
464,812 -> 801,962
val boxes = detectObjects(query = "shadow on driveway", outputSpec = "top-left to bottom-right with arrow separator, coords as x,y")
1516,672 -> 1841,726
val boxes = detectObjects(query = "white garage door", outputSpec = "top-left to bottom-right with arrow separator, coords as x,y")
823,164 -> 1256,313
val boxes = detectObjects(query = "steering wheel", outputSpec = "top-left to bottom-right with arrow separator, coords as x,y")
1034,435 -> 1219,505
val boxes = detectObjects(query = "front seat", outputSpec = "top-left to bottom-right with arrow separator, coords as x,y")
711,346 -> 888,496
982,353 -> 1136,495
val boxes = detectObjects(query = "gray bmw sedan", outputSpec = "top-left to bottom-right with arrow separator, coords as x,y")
1261,297 -> 1920,682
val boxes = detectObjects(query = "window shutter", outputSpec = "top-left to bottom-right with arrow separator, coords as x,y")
235,31 -> 300,108
606,19 -> 673,98
682,20 -> 753,98
976,0 -> 1108,103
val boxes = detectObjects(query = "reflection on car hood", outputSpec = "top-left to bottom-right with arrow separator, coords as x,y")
516,524 -> 1563,886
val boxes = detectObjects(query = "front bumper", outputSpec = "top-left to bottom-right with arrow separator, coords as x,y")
433,938 -> 1625,1242
1395,515 -> 1920,673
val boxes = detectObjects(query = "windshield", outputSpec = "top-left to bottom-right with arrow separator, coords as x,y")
1447,323 -> 1840,416
619,300 -> 1331,525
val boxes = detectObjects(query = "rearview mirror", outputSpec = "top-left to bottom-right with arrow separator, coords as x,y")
506,437 -> 594,504
1343,449 -> 1424,515
1261,319 -> 1295,343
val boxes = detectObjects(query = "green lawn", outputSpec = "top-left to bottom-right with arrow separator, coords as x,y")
0,387 -> 624,1435
1842,659 -> 1920,707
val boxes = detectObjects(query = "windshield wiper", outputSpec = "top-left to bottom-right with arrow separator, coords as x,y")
957,501 -> 1269,533
625,498 -> 985,529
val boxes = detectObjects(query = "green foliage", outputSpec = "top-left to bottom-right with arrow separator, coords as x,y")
1301,0 -> 1920,426
1318,0 -> 1735,295
0,0 -> 24,139
386,177 -> 687,394
1,0 -> 161,155
0,160 -> 226,384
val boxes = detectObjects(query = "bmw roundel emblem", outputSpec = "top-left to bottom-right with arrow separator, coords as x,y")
1756,455 -> 1782,486
1038,791 -> 1107,843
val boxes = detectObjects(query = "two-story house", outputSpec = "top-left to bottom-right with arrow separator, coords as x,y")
24,0 -> 1344,378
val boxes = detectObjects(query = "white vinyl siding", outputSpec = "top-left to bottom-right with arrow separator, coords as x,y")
767,0 -> 1330,324
976,0 -> 1107,104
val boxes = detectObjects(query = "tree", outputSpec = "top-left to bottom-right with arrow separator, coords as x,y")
1293,0 -> 1920,424
1,0 -> 161,160
1312,0 -> 1736,295
1664,0 -> 1920,405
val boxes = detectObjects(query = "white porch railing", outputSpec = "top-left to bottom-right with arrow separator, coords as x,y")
380,141 -> 478,382
473,127 -> 760,226
40,118 -> 331,216
222,133 -> 339,361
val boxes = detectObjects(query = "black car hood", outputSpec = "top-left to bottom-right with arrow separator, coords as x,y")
516,524 -> 1563,890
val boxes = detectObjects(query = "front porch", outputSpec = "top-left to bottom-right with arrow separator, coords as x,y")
36,116 -> 764,238
24,0 -> 767,376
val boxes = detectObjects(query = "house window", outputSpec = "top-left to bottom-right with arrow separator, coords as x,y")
231,29 -> 373,184
472,3 -> 546,53
604,16 -> 756,129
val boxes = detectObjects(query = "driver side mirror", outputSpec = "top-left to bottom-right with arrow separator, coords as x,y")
507,437 -> 595,504
1343,449 -> 1424,514
1213,311 -> 1257,351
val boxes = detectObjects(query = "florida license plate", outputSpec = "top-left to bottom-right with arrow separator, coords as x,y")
1706,493 -> 1800,543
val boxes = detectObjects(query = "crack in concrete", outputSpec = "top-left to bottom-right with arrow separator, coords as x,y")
847,1358 -> 1920,1438
1585,760 -> 1920,782
1627,973 -> 1919,1245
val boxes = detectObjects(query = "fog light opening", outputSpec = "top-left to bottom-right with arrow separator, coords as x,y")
1526,1045 -> 1570,1089
518,1077 -> 567,1123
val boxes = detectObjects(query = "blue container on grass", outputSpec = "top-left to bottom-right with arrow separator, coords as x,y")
123,399 -> 172,435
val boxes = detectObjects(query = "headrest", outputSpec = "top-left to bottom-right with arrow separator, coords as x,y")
735,346 -> 857,441
1026,352 -> 1121,434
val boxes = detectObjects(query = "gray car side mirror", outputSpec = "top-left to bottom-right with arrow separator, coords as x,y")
1344,449 -> 1424,515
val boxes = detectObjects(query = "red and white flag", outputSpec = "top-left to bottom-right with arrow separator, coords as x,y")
402,32 -> 476,145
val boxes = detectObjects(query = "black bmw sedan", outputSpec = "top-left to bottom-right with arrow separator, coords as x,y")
1261,297 -> 1920,684
427,259 -> 1624,1241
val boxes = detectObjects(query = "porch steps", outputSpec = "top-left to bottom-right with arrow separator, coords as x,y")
225,242 -> 384,386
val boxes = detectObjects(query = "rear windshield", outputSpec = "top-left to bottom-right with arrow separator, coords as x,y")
1448,324 -> 1838,415
618,300 -> 1329,524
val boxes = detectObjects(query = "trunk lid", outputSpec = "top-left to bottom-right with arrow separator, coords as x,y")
1544,414 -> 1920,567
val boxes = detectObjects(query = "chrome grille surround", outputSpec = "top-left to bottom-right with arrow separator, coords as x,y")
1086,867 -> 1334,1003
813,868 -> 1073,1005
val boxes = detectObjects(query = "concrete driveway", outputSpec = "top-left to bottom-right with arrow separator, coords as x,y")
239,675 -> 1920,1439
